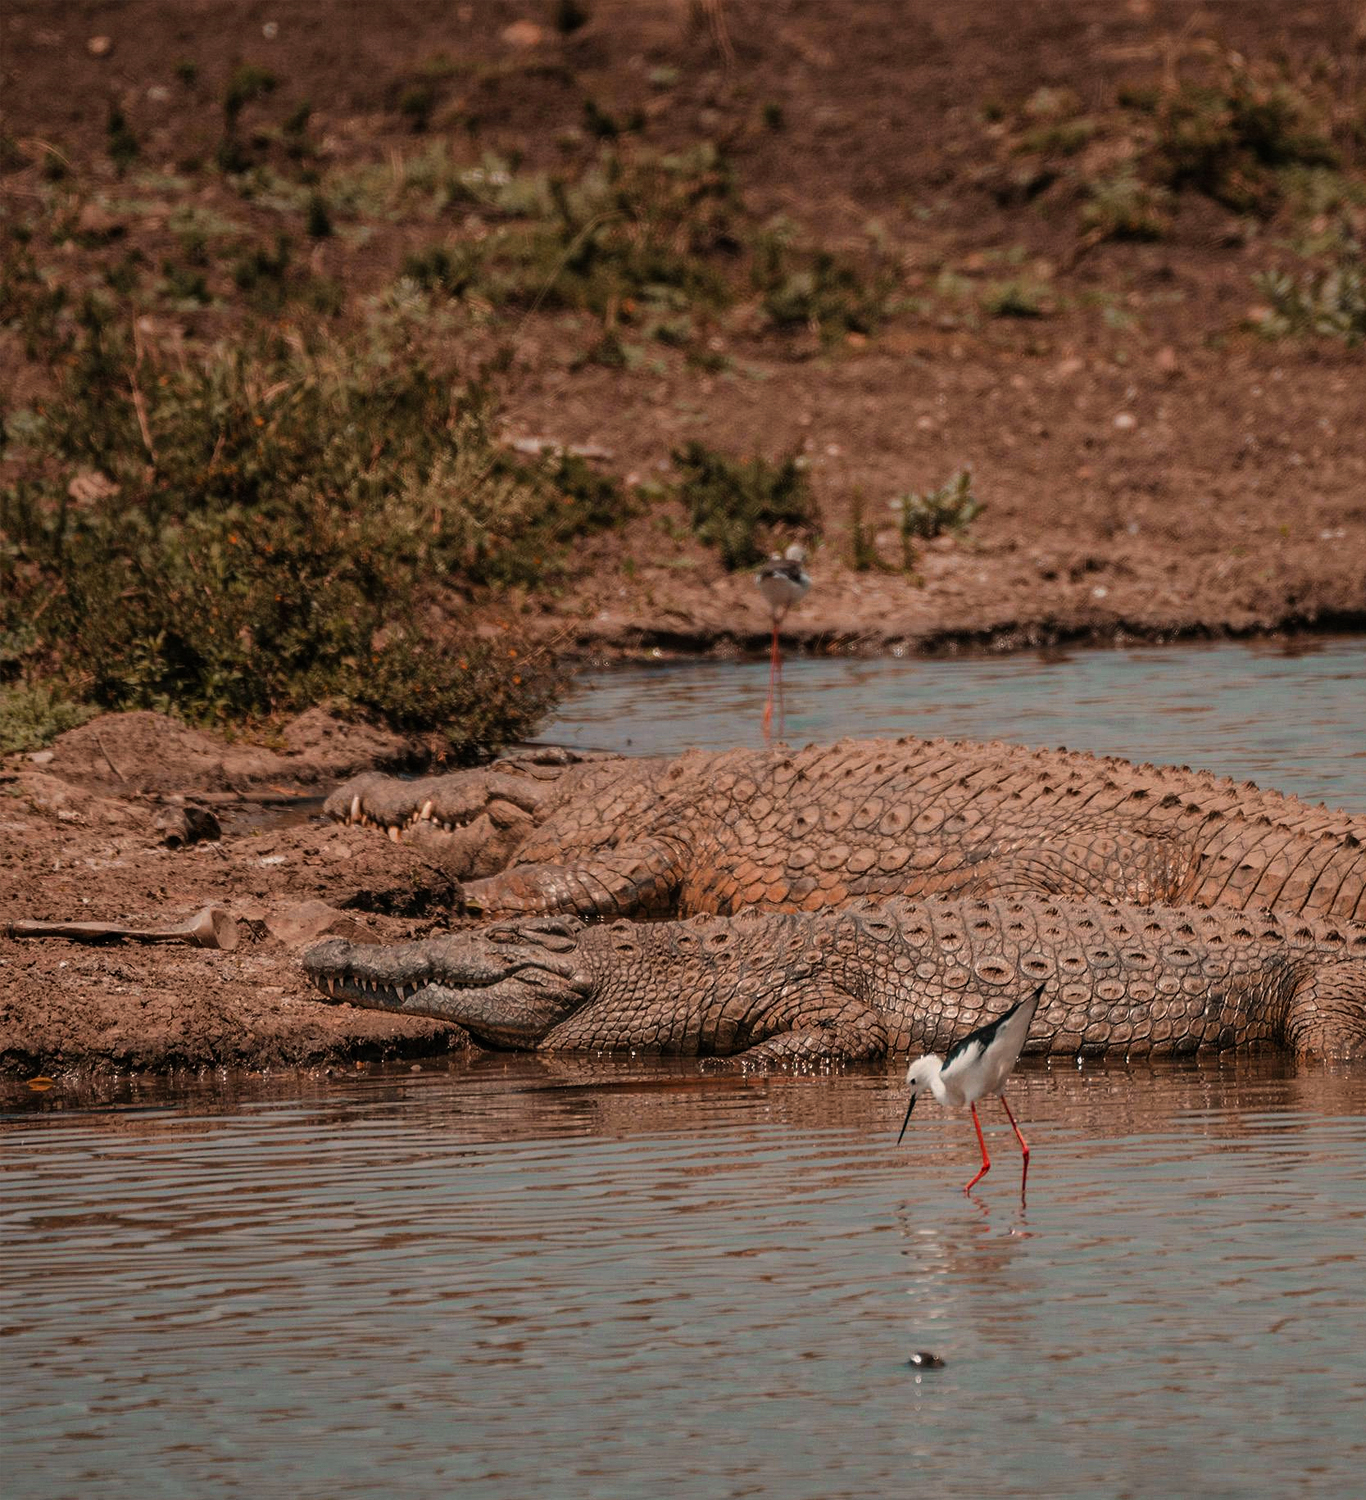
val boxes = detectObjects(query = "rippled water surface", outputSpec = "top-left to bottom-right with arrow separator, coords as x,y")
547,635 -> 1366,811
6,1061 -> 1366,1498
7,637 -> 1366,1497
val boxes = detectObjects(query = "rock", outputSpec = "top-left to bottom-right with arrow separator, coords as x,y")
76,202 -> 123,241
152,803 -> 222,848
501,20 -> 544,46
87,35 -> 113,57
265,900 -> 379,947
67,471 -> 120,504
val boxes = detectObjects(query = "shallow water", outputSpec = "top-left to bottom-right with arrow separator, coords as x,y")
5,1059 -> 1366,1498
7,636 -> 1366,1497
547,635 -> 1366,811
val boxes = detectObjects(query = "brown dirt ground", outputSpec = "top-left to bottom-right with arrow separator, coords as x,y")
4,0 -> 1365,659
3,2 -> 1365,1082
1,711 -> 476,1081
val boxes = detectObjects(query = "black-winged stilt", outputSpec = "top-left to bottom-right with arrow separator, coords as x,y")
897,982 -> 1046,1196
756,543 -> 810,741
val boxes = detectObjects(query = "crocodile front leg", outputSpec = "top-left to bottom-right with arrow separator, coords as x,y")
461,838 -> 686,919
536,913 -> 888,1061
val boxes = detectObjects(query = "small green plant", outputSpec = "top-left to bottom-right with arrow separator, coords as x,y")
305,192 -> 333,239
1021,118 -> 1095,156
449,144 -> 740,319
106,106 -> 140,174
848,489 -> 881,572
283,100 -> 315,160
582,98 -> 622,140
1080,171 -> 1172,243
224,64 -> 279,129
754,232 -> 891,340
0,683 -> 98,755
894,471 -> 983,557
161,260 -> 212,305
399,81 -> 439,133
217,63 -> 279,172
981,278 -> 1049,318
232,234 -> 293,307
1255,262 -> 1366,344
673,442 -> 818,570
399,243 -> 483,296
554,0 -> 591,34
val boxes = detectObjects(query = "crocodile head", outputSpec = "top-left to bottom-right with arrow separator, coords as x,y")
303,918 -> 594,1048
323,769 -> 549,878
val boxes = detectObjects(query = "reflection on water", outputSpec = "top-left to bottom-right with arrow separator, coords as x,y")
5,1059 -> 1366,1498
547,636 -> 1366,811
8,637 -> 1366,1496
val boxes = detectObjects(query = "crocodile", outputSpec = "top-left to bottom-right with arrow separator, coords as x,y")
324,738 -> 1366,922
303,896 -> 1366,1063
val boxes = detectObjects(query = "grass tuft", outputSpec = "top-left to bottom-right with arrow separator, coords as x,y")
673,442 -> 818,571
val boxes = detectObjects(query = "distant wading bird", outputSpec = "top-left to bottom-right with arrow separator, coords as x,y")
756,543 -> 810,741
897,983 -> 1046,1196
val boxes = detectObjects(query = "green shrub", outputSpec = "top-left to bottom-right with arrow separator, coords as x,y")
399,243 -> 483,296
431,144 -> 740,318
673,442 -> 818,570
0,316 -> 616,755
1152,71 -> 1335,214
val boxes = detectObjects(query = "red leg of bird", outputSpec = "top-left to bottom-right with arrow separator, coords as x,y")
1000,1094 -> 1030,1196
775,630 -> 787,739
763,622 -> 780,741
963,1102 -> 992,1193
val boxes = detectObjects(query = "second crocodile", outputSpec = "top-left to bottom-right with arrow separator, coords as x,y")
326,737 -> 1366,922
304,896 -> 1366,1063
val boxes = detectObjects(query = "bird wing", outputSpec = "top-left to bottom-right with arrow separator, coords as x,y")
942,983 -> 1045,1072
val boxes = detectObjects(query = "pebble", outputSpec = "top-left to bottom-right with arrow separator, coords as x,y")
87,35 -> 113,57
501,20 -> 543,46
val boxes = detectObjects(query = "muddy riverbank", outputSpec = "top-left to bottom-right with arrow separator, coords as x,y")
5,639 -> 1365,1081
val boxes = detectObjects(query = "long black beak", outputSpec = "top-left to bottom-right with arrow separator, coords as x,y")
896,1091 -> 917,1146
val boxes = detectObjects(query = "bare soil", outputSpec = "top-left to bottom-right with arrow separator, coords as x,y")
5,0 -> 1365,660
3,1 -> 1365,1080
1,711 -> 478,1080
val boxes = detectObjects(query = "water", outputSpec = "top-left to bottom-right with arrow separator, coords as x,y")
7,636 -> 1366,1497
5,1059 -> 1366,1498
547,635 -> 1366,811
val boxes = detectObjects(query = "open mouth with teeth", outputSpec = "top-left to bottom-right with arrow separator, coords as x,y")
339,794 -> 481,842
303,929 -> 594,1048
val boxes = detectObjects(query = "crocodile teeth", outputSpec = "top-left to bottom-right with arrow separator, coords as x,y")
420,799 -> 433,823
350,794 -> 361,825
388,823 -> 401,844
